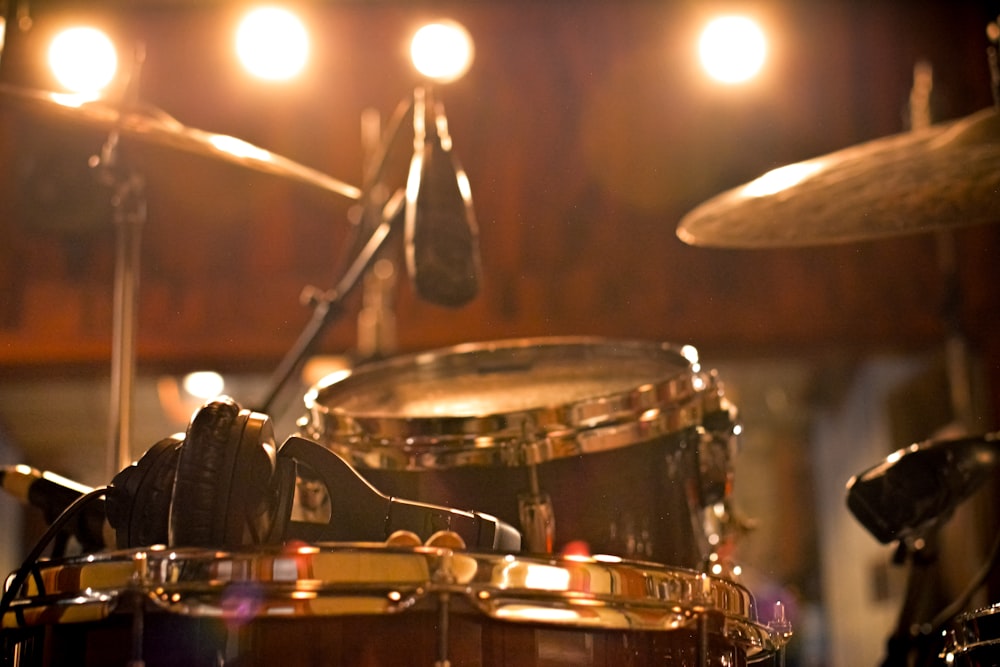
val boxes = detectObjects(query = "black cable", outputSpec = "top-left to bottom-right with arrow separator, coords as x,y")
0,487 -> 109,625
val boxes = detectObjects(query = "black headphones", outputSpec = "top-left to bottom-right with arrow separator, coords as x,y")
105,397 -> 521,552
105,397 -> 289,549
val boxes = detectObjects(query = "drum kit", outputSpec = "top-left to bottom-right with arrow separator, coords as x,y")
1,30 -> 1000,667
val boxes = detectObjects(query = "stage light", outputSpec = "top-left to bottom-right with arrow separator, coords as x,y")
157,371 -> 226,425
48,26 -> 118,94
698,15 -> 767,84
410,20 -> 474,83
236,6 -> 309,81
182,371 -> 225,400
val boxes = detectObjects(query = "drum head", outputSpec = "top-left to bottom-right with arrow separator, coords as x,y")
303,337 -> 730,469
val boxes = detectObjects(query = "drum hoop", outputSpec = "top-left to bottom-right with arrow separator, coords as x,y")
2,545 -> 779,655
942,603 -> 1000,656
302,337 -> 734,469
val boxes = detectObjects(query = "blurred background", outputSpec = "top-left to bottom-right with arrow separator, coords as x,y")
1,0 -> 999,665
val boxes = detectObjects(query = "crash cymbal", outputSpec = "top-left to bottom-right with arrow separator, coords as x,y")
0,83 -> 361,201
677,108 -> 1000,248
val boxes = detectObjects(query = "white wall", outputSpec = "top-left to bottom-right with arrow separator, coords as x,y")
810,356 -> 931,667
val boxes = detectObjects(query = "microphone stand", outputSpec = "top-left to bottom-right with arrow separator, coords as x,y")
356,114 -> 400,363
257,91 -> 417,414
257,190 -> 404,414
880,536 -> 945,667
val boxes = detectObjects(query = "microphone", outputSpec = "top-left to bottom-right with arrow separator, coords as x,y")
404,88 -> 481,308
1,464 -> 107,551
846,431 -> 999,544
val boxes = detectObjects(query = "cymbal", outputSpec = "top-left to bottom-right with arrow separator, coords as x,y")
0,83 -> 361,201
677,108 -> 1000,248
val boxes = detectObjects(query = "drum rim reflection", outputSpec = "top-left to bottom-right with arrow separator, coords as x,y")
301,337 -> 736,469
942,602 -> 1000,660
1,544 -> 781,657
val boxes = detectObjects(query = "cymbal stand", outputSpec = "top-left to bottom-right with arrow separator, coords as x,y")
92,44 -> 148,480
258,92 -> 415,414
97,153 -> 146,480
879,57 -> 993,667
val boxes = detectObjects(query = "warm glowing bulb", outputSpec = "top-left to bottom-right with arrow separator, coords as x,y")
236,7 -> 309,81
182,371 -> 225,399
410,21 -> 474,83
699,15 -> 767,84
48,27 -> 118,94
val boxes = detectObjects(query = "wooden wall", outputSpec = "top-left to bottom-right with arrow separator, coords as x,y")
0,0 -> 997,382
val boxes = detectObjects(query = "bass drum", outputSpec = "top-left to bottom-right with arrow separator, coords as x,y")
301,337 -> 739,566
1,545 -> 784,666
942,603 -> 1000,666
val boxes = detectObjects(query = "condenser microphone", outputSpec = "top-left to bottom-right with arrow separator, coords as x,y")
1,464 -> 107,551
846,431 -> 999,544
404,88 -> 481,308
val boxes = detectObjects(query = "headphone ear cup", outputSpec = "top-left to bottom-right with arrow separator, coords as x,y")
105,435 -> 183,548
169,397 -> 277,547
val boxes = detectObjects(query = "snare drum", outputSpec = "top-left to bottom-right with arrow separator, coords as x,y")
300,338 -> 738,566
1,545 -> 782,666
941,603 -> 1000,665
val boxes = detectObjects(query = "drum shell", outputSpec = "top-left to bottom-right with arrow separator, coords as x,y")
1,545 -> 781,667
356,431 -> 706,567
301,337 -> 735,565
4,612 -> 757,667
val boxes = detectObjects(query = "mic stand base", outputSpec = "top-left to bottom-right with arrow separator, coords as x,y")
880,537 -> 947,667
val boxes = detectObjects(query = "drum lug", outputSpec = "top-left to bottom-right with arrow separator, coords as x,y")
517,490 -> 555,553
431,555 -> 455,667
434,591 -> 452,667
696,427 -> 737,508
125,551 -> 150,667
518,451 -> 555,553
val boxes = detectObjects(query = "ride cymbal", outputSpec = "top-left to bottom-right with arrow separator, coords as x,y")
0,83 -> 361,201
677,108 -> 1000,248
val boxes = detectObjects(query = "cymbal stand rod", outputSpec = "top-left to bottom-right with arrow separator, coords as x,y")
987,18 -> 1000,109
0,0 -> 32,78
104,169 -> 146,479
936,231 -> 976,431
932,25 -> 1000,433
97,43 -> 148,479
908,59 -> 976,430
